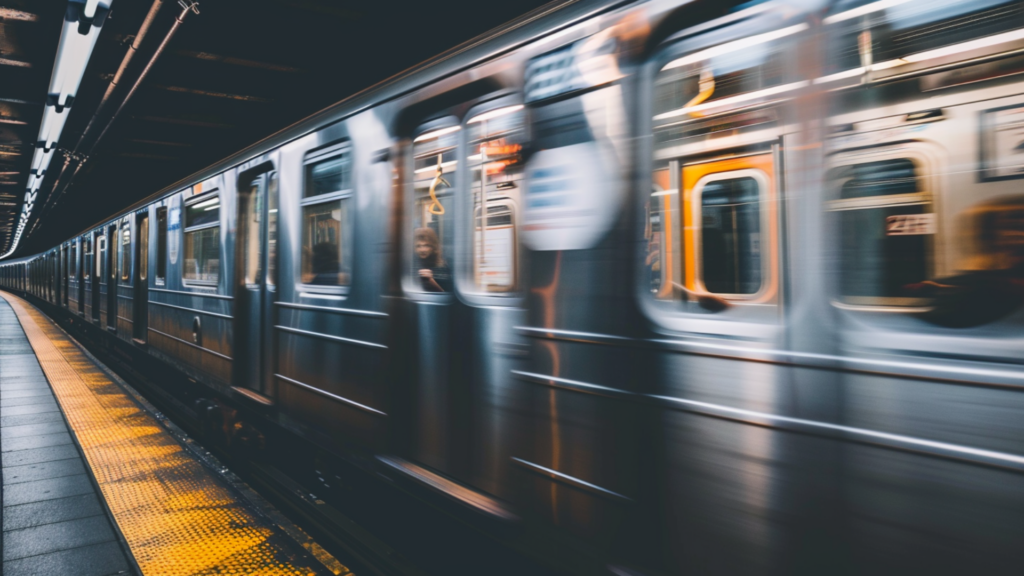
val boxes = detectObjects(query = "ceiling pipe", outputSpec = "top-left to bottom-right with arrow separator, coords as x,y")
90,1 -> 200,152
30,0 -> 199,240
76,0 -> 166,152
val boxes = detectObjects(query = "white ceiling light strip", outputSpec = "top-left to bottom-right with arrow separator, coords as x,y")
661,24 -> 809,71
2,0 -> 113,260
823,0 -> 913,25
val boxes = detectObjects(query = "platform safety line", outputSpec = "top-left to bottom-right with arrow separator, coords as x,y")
0,292 -> 350,576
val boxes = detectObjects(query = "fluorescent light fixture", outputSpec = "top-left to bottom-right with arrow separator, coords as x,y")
468,105 -> 524,124
654,80 -> 808,121
414,125 -> 460,143
813,27 -> 1024,85
467,154 -> 482,161
903,27 -> 1024,62
38,107 -> 71,149
823,0 -> 912,25
2,0 -> 113,261
49,21 -> 100,108
652,189 -> 678,197
663,24 -> 808,71
191,198 -> 219,210
414,160 -> 458,174
813,67 -> 866,84
871,58 -> 906,70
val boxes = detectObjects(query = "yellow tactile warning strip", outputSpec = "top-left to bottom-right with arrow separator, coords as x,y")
0,292 -> 351,576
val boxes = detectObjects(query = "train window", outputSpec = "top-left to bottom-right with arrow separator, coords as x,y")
267,172 -> 278,287
183,195 -> 221,284
647,154 -> 776,307
411,123 -> 458,293
301,150 -> 352,286
828,158 -> 933,307
156,207 -> 167,283
243,179 -> 262,285
306,154 -> 350,198
70,244 -> 77,278
697,173 -> 763,295
139,215 -> 148,282
120,221 -> 131,282
466,105 -> 525,294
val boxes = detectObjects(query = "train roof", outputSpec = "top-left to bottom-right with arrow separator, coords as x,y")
63,0 -> 623,241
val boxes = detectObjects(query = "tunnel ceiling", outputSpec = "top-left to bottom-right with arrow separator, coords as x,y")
0,0 -> 552,257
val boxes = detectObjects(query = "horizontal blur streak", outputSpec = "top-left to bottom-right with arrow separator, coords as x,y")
4,0 -> 1024,575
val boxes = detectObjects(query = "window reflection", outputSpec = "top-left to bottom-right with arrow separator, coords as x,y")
412,124 -> 458,292
467,106 -> 524,293
828,159 -> 932,307
302,152 -> 352,287
184,196 -> 220,284
700,177 -> 762,295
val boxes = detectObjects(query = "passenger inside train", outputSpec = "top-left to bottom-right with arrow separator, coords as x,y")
415,227 -> 452,292
906,197 -> 1024,327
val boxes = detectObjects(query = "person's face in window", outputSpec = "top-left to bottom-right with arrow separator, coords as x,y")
416,240 -> 434,261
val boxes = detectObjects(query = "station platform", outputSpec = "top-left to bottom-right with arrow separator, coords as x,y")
0,292 -> 350,576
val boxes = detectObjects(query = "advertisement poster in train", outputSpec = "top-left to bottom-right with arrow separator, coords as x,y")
521,89 -> 626,252
520,32 -> 627,252
523,142 -> 617,251
981,104 -> 1024,180
474,222 -> 514,289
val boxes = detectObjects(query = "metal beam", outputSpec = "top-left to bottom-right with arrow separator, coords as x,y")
125,138 -> 191,147
0,57 -> 31,68
137,115 -> 231,128
118,152 -> 176,160
0,97 -> 40,106
0,7 -> 39,22
152,84 -> 273,102
174,50 -> 301,73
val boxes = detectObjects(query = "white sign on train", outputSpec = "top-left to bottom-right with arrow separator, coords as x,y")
886,213 -> 935,236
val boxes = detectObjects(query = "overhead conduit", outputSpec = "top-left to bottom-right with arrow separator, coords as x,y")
1,0 -> 113,260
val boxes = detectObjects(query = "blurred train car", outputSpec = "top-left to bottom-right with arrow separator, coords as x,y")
5,0 -> 1024,573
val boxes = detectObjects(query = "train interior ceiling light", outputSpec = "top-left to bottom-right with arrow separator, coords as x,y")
2,0 -> 114,261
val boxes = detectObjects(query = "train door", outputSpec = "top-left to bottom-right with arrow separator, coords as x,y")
398,118 -> 461,480
134,210 -> 149,342
639,9 -> 830,574
107,224 -> 117,329
233,168 -> 277,401
389,102 -> 528,510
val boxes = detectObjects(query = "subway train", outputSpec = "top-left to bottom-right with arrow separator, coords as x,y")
4,0 -> 1024,573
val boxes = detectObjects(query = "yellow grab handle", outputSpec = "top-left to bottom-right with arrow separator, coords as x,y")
428,154 -> 449,215
684,67 -> 715,118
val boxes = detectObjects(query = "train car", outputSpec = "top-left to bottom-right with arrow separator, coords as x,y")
4,0 -> 1024,574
